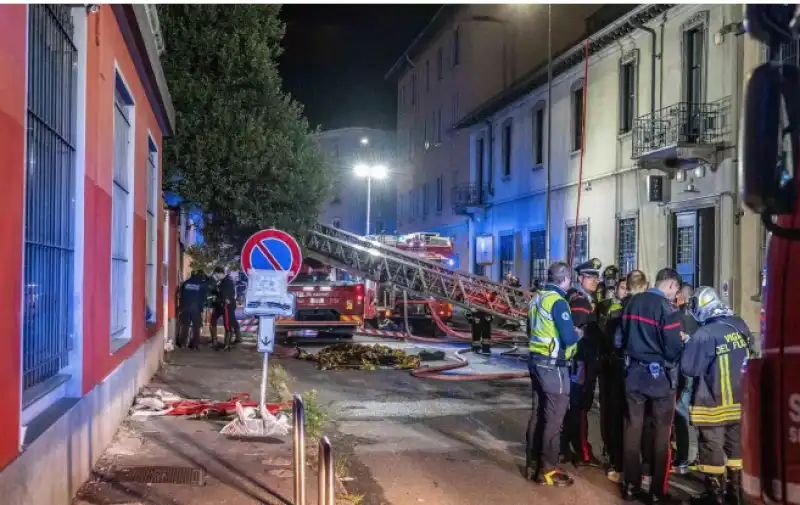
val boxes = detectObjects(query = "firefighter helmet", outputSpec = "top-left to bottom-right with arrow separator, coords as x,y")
690,286 -> 733,324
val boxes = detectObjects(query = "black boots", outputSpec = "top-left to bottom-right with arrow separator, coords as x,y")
691,476 -> 725,505
726,469 -> 743,505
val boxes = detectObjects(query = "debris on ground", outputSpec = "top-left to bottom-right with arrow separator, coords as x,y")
219,400 -> 291,438
298,343 -> 421,371
130,388 -> 291,419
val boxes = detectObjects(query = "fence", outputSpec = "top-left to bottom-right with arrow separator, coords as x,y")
292,394 -> 335,505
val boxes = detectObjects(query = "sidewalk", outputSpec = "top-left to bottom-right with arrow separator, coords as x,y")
72,337 -> 318,505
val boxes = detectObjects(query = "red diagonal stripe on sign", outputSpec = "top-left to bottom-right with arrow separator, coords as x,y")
255,240 -> 283,271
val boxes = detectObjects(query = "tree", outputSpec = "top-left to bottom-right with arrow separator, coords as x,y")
185,243 -> 239,274
159,5 -> 332,250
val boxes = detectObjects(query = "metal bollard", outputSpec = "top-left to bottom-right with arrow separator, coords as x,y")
292,394 -> 306,505
317,436 -> 334,505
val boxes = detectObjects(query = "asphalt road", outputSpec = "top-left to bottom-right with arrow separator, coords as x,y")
281,349 -> 706,505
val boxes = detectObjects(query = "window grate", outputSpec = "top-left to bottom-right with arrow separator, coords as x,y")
617,218 -> 637,276
23,4 -> 78,392
529,230 -> 546,288
566,224 -> 589,277
500,234 -> 514,281
145,144 -> 158,323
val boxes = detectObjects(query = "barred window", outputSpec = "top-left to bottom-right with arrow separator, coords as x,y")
500,234 -> 514,281
529,230 -> 547,287
566,223 -> 589,278
23,4 -> 78,392
146,139 -> 159,324
617,218 -> 637,276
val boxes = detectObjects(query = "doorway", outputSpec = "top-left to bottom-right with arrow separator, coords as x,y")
672,208 -> 716,288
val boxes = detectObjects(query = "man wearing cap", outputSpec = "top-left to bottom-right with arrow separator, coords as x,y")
562,258 -> 604,467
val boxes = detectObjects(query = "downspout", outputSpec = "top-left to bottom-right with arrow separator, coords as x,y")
545,4 -> 553,267
629,19 -> 657,118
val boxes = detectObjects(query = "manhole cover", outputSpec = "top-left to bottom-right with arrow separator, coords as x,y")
108,466 -> 205,485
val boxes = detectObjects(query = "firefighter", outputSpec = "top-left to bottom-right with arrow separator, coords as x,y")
177,269 -> 208,349
596,268 -> 626,481
673,282 -> 698,474
563,258 -> 603,467
618,268 -> 684,503
681,287 -> 751,505
209,267 -> 241,351
525,261 -> 580,487
466,308 -> 492,354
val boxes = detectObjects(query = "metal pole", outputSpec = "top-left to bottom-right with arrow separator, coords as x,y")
259,351 -> 269,413
318,437 -> 334,505
366,176 -> 372,236
293,395 -> 306,505
545,4 -> 553,266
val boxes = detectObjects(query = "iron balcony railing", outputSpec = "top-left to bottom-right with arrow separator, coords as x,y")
631,97 -> 732,159
451,184 -> 489,215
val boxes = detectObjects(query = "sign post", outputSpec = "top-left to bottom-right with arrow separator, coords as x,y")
241,229 -> 302,412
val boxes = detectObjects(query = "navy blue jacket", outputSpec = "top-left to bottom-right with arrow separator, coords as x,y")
618,288 -> 684,365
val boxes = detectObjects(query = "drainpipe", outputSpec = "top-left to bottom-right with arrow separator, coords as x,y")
545,4 -> 553,266
629,19 -> 657,118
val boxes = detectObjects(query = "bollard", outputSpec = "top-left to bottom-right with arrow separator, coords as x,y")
318,436 -> 334,505
292,394 -> 306,505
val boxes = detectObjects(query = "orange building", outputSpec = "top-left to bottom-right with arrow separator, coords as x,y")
0,5 -> 179,503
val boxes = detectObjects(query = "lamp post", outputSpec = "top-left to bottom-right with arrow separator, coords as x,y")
354,164 -> 388,236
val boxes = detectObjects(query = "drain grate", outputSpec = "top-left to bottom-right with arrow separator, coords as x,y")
108,465 -> 205,485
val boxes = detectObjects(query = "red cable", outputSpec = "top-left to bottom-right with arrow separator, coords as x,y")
570,38 -> 591,265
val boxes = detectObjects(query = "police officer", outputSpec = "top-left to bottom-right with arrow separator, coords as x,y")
209,267 -> 241,351
563,258 -> 603,467
618,268 -> 684,503
525,261 -> 580,487
178,270 -> 208,349
681,287 -> 751,505
596,268 -> 626,481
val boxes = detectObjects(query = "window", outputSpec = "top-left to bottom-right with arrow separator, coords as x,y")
436,176 -> 443,212
399,85 -> 405,108
476,136 -> 485,189
502,119 -> 513,177
572,84 -> 584,152
111,76 -> 135,347
422,183 -> 429,217
529,230 -> 547,288
423,118 -> 429,147
500,234 -> 514,280
437,46 -> 443,80
684,25 -> 705,141
452,93 -> 460,125
425,60 -> 430,91
375,220 -> 385,234
617,218 -> 637,275
453,27 -> 460,66
619,60 -> 636,133
436,106 -> 443,143
145,138 -> 158,324
332,218 -> 342,229
566,223 -> 589,272
411,73 -> 417,106
533,105 -> 545,166
407,190 -> 414,219
22,4 -> 79,392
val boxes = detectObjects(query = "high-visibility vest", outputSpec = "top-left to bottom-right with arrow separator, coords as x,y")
528,290 -> 577,359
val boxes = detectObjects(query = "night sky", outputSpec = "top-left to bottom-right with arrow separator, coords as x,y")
279,4 -> 441,132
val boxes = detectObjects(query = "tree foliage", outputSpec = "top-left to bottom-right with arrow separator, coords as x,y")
160,5 -> 332,250
185,243 -> 239,274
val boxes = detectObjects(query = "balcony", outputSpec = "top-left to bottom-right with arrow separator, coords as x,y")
631,97 -> 732,165
452,184 -> 489,215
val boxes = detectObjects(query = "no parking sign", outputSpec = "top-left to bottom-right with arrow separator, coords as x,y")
240,229 -> 303,283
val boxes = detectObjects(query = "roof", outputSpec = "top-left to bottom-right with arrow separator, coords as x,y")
454,3 -> 673,130
384,5 -> 464,81
113,5 -> 176,136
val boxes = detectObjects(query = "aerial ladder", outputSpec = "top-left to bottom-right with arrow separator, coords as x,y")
302,223 -> 531,323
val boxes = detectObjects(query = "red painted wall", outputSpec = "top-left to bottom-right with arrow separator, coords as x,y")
82,8 -> 164,394
0,4 -> 26,471
168,211 -> 180,319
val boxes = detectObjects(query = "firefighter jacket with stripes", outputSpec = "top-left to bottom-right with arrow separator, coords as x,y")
597,296 -> 624,359
617,289 -> 684,366
528,284 -> 579,361
567,285 -> 602,364
680,315 -> 752,427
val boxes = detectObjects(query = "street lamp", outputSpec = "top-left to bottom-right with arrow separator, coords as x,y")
353,163 -> 388,236
360,137 -> 369,146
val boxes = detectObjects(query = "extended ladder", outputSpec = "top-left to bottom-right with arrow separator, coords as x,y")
303,223 -> 532,321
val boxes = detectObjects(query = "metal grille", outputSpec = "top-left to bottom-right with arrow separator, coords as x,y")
145,146 -> 157,323
529,230 -> 546,288
676,225 -> 695,288
499,234 -> 514,280
617,218 -> 637,276
111,89 -> 132,338
22,5 -> 78,392
767,39 -> 800,66
108,465 -> 205,485
566,224 -> 588,268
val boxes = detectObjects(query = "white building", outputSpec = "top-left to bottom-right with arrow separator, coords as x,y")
457,4 -> 766,329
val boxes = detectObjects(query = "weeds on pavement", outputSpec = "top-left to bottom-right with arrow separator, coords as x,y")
336,492 -> 364,505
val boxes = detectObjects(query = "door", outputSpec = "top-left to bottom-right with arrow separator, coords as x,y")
672,208 -> 716,288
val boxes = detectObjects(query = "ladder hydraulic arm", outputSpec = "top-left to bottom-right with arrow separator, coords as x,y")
302,223 -> 531,321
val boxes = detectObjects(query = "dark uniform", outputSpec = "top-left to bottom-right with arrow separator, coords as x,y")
466,309 -> 492,354
178,271 -> 208,349
563,258 -> 603,466
673,302 -> 700,473
617,287 -> 684,501
209,271 -> 241,350
526,282 -> 580,487
681,293 -> 751,505
596,267 -> 625,477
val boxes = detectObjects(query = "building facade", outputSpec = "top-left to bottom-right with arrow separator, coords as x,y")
388,5 -> 609,271
455,3 -> 766,332
315,127 -> 397,235
0,5 -> 177,503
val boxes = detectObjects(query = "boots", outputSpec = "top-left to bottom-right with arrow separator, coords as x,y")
691,475 -> 725,505
725,469 -> 743,505
210,325 -> 221,350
